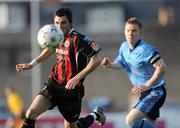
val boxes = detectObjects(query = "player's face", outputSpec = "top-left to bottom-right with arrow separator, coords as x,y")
54,16 -> 72,36
124,23 -> 142,46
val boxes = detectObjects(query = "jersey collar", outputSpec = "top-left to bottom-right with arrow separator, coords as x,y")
129,39 -> 141,52
68,27 -> 74,35
64,27 -> 74,39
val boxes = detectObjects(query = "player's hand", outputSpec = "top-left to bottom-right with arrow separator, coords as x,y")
65,77 -> 79,90
101,58 -> 111,68
131,86 -> 148,95
16,63 -> 33,72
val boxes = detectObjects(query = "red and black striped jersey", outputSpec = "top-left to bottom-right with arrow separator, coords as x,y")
50,28 -> 101,86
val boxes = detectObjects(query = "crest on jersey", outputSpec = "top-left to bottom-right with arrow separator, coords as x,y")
91,42 -> 101,52
64,40 -> 70,47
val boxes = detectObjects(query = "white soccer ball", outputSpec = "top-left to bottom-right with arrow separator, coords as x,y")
37,24 -> 64,49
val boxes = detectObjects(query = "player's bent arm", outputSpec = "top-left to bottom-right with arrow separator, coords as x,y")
144,58 -> 167,88
16,47 -> 55,72
110,61 -> 122,69
75,54 -> 101,80
65,54 -> 101,89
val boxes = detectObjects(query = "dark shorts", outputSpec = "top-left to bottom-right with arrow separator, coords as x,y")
39,78 -> 84,123
134,86 -> 166,120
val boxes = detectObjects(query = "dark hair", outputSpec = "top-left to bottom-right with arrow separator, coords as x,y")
54,7 -> 73,23
126,17 -> 142,30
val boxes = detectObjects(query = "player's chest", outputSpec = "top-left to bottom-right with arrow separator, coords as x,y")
123,49 -> 143,68
57,38 -> 75,55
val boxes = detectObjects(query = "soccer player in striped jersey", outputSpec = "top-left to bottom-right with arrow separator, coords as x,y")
101,17 -> 167,128
16,7 -> 105,128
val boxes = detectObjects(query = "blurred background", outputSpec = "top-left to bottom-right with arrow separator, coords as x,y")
0,0 -> 180,127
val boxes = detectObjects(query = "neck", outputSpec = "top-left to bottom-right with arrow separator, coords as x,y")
128,42 -> 136,49
128,39 -> 141,49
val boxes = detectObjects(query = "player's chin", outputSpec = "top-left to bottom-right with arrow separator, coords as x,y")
62,29 -> 67,35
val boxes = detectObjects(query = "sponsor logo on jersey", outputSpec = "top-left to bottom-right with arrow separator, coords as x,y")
59,49 -> 68,55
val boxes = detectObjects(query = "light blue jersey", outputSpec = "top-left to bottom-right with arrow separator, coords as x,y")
115,40 -> 165,88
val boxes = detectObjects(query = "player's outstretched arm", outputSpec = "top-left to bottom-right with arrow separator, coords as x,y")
16,47 -> 55,72
101,57 -> 122,69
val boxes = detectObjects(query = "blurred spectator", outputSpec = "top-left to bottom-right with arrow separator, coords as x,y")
158,7 -> 175,26
4,86 -> 25,128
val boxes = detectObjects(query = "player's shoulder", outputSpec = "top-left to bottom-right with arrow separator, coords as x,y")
71,29 -> 80,36
119,41 -> 128,52
72,30 -> 94,43
140,40 -> 160,57
72,29 -> 86,37
120,41 -> 128,48
139,40 -> 156,51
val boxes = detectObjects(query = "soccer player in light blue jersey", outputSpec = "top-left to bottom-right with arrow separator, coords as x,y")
101,17 -> 167,128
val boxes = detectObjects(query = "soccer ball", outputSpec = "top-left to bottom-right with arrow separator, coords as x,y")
37,24 -> 64,49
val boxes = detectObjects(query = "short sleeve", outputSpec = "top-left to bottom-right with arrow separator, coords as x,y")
114,45 -> 127,68
143,47 -> 161,64
78,35 -> 101,58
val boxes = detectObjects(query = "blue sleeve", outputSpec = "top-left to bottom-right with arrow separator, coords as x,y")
114,45 -> 126,68
143,47 -> 161,64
